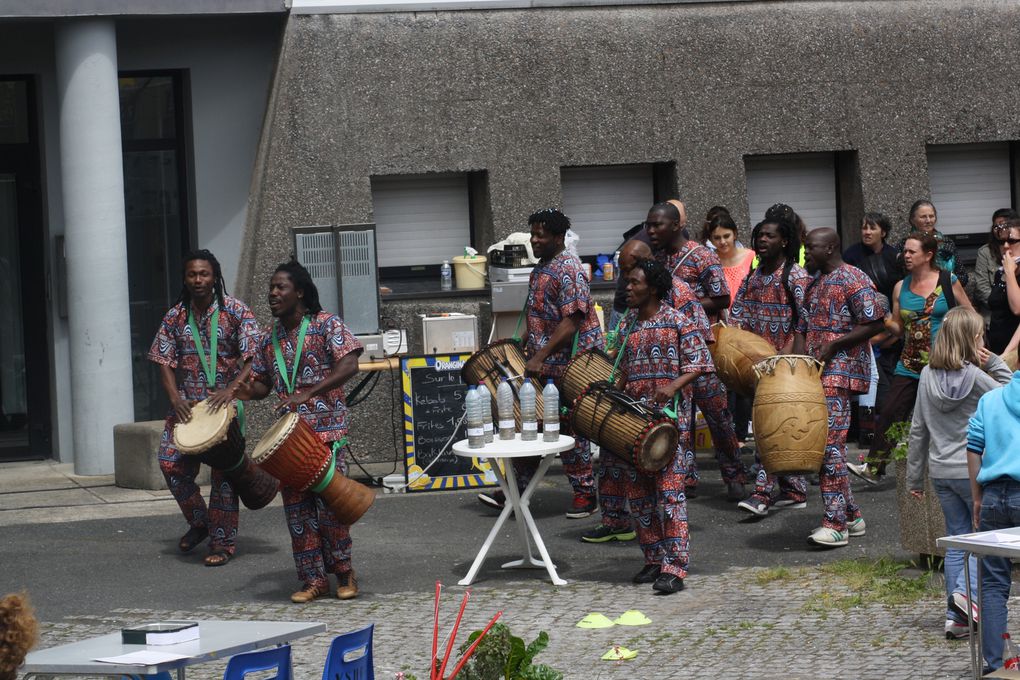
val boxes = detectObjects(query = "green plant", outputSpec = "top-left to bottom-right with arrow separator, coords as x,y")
454,623 -> 563,680
884,420 -> 911,462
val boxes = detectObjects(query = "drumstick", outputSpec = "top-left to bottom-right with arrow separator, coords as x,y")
437,589 -> 470,680
431,581 -> 442,680
448,611 -> 502,679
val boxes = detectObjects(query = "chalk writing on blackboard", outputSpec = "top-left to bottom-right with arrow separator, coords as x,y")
401,354 -> 497,492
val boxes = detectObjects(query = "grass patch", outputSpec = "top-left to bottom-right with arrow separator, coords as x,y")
803,556 -> 940,612
754,565 -> 806,585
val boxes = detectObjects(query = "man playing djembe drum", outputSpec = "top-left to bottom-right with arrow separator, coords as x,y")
729,217 -> 813,517
645,201 -> 749,500
612,257 -> 711,593
794,228 -> 886,547
238,260 -> 364,602
148,250 -> 260,566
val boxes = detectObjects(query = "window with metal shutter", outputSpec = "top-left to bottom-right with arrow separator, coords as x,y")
561,164 -> 654,257
744,153 -> 837,230
927,143 -> 1011,236
370,173 -> 471,267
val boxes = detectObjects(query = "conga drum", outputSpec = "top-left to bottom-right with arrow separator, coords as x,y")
251,412 -> 374,525
173,400 -> 279,510
561,349 -> 615,404
708,323 -> 777,397
569,383 -> 678,474
751,355 -> 828,475
461,339 -> 545,427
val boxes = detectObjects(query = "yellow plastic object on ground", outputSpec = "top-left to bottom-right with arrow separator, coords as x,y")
576,613 -> 615,629
613,610 -> 651,626
601,646 -> 638,660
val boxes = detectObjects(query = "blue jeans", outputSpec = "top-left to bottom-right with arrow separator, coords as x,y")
979,479 -> 1020,670
932,477 -> 978,621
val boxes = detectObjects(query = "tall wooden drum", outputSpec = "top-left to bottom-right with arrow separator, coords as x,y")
461,339 -> 545,427
561,349 -> 615,404
751,355 -> 827,475
709,323 -> 776,397
252,412 -> 374,525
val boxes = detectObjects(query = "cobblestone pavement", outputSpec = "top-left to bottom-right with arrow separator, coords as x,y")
29,566 -> 978,680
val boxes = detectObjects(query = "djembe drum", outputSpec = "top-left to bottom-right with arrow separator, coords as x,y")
561,349 -> 616,404
751,355 -> 828,475
173,400 -> 279,510
251,412 -> 374,525
461,339 -> 545,427
708,323 -> 777,397
569,383 -> 678,474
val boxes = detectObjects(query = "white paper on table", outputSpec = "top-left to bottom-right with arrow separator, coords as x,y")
962,531 -> 1020,545
93,650 -> 188,665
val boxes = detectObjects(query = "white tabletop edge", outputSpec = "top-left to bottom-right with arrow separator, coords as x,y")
937,527 -> 1020,558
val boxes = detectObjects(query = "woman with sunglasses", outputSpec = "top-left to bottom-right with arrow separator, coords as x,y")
973,209 -> 1017,311
988,217 -> 1020,358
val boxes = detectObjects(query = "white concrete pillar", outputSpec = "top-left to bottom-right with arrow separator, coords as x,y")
55,19 -> 134,475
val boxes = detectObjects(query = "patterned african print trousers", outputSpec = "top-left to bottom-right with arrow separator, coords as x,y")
626,439 -> 690,578
750,467 -> 808,507
282,443 -> 353,588
159,420 -> 239,554
687,373 -> 748,488
819,387 -> 862,532
513,435 -> 596,498
596,453 -> 631,529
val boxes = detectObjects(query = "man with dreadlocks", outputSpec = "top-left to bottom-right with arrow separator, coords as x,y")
644,201 -> 749,500
729,217 -> 812,517
148,250 -> 260,566
239,260 -> 363,602
794,228 -> 886,547
479,208 -> 604,518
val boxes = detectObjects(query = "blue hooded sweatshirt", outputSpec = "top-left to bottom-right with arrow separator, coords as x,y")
968,371 -> 1020,485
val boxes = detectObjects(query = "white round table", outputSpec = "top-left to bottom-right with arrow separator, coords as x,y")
452,434 -> 575,586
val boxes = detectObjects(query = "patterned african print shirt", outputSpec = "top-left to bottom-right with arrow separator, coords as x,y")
251,311 -> 364,441
657,241 -> 730,301
526,250 -> 605,378
618,303 -> 714,404
797,264 -> 886,393
667,275 -> 712,345
729,262 -> 812,352
148,295 -> 260,404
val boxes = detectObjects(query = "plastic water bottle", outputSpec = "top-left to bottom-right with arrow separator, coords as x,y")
480,389 -> 494,443
466,386 -> 484,448
497,378 -> 515,440
542,379 -> 560,442
440,260 -> 453,291
520,380 -> 537,441
1004,633 -> 1020,670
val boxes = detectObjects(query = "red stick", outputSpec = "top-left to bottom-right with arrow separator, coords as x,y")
431,581 -> 442,680
437,589 -> 471,680
448,611 -> 503,680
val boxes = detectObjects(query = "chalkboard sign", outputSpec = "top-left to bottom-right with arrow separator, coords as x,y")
401,354 -> 499,492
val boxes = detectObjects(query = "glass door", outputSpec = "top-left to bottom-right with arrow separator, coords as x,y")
0,77 -> 50,460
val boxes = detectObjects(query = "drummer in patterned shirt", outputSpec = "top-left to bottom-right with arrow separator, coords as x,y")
616,257 -> 711,593
645,201 -> 749,500
238,260 -> 364,603
793,228 -> 886,548
729,217 -> 813,518
479,208 -> 604,518
148,250 -> 260,566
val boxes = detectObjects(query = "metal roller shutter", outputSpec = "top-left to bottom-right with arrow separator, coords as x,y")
561,165 -> 654,256
370,173 -> 471,267
745,153 -> 837,230
927,143 -> 1011,236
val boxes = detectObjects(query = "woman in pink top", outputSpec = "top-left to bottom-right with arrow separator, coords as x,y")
709,213 -> 755,313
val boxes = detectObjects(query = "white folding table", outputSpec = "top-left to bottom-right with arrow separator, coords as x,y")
22,619 -> 326,679
453,434 -> 575,586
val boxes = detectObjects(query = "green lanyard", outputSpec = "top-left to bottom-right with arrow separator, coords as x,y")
188,307 -> 219,388
611,313 -> 639,380
272,316 -> 310,395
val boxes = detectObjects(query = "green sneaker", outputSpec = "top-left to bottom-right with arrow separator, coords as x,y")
807,526 -> 848,547
847,517 -> 867,537
581,524 -> 637,543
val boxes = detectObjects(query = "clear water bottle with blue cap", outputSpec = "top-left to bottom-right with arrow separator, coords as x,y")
497,378 -> 515,440
542,379 -> 560,442
466,386 -> 484,448
440,260 -> 453,291
520,380 -> 537,441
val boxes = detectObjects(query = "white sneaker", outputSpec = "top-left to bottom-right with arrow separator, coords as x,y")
847,517 -> 867,537
945,619 -> 971,640
807,526 -> 848,547
773,495 -> 807,509
847,462 -> 879,485
737,497 -> 769,516
951,592 -> 980,624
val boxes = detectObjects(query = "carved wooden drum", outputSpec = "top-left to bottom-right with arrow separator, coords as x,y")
751,355 -> 828,475
708,323 -> 777,397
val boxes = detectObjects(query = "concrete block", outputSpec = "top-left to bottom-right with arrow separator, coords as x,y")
114,420 -> 210,490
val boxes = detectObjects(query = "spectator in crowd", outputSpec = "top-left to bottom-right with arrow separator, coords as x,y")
972,209 -> 1017,312
896,199 -> 969,285
988,216 -> 1020,362
0,592 -> 37,680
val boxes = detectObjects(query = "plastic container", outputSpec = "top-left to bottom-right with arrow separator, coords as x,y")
497,378 -> 515,440
452,255 -> 487,290
1004,633 -> 1020,670
520,380 -> 537,441
481,389 -> 494,443
543,379 -> 560,442
466,386 -> 484,448
440,260 -> 453,291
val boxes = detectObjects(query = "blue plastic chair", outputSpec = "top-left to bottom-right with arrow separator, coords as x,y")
223,644 -> 292,680
321,624 -> 374,680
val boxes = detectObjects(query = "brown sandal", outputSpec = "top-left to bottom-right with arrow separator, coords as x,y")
178,526 -> 209,553
204,551 -> 231,567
